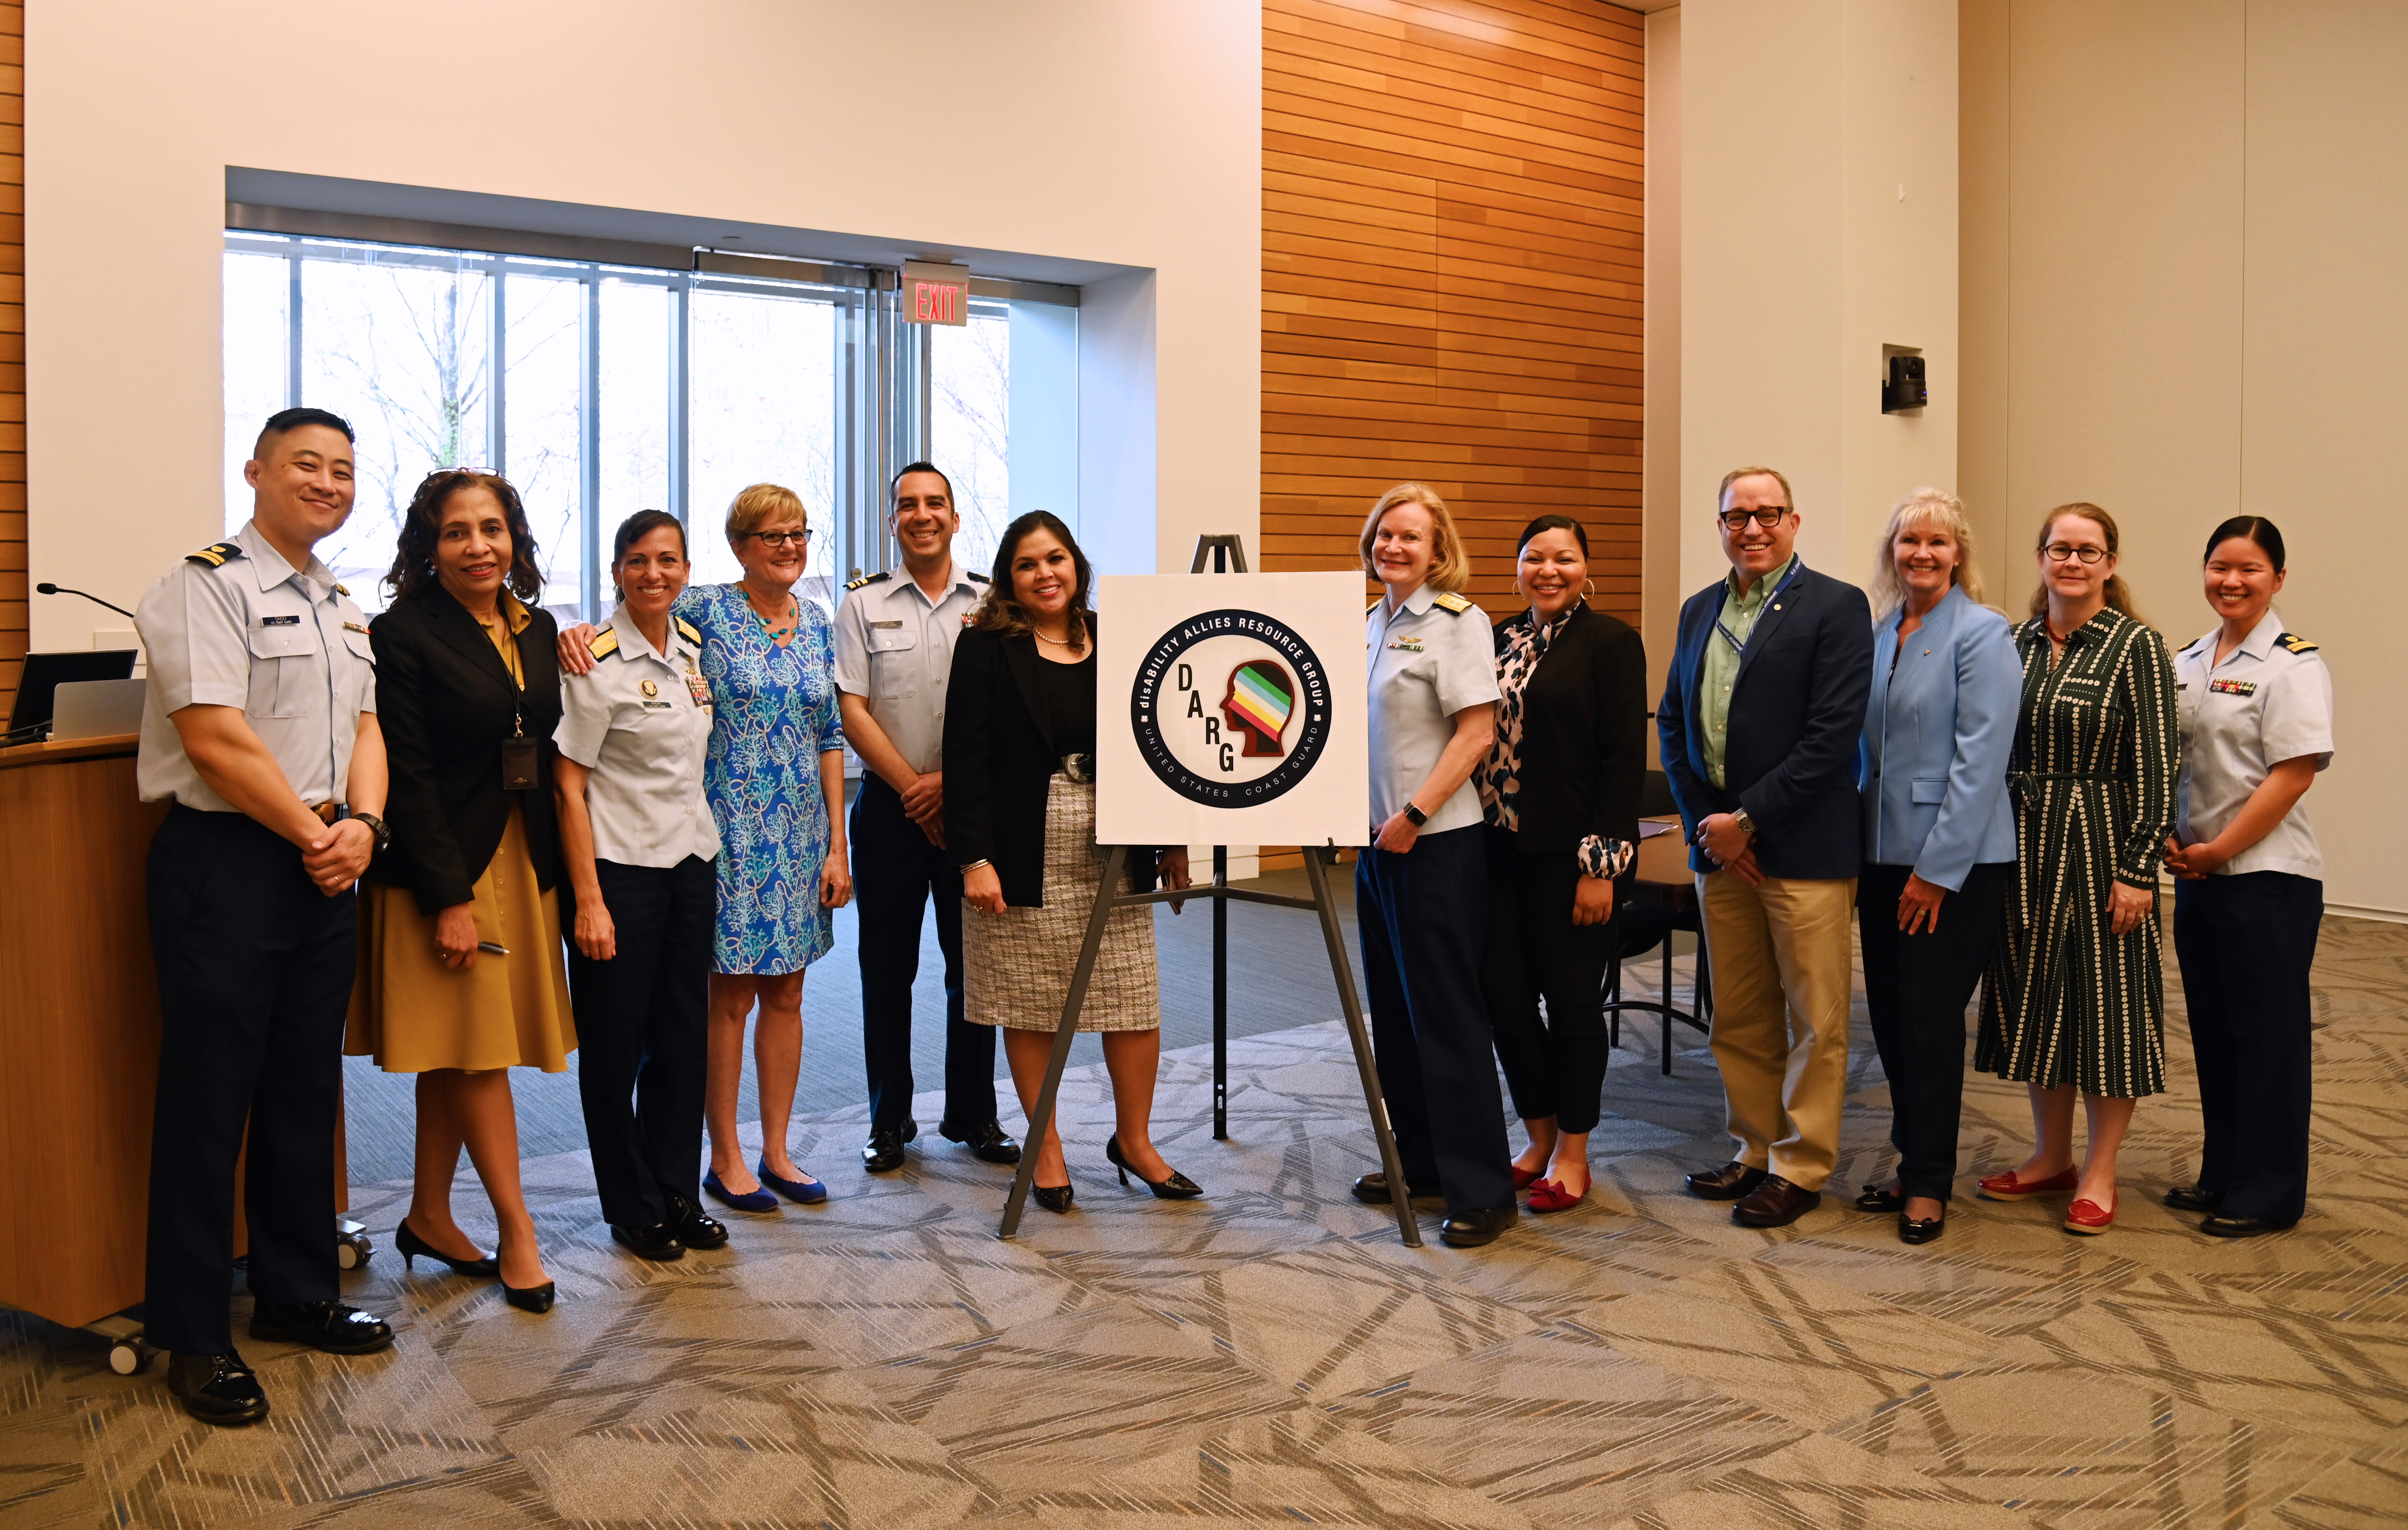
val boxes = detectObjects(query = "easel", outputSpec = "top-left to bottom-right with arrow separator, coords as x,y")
996,536 -> 1421,1246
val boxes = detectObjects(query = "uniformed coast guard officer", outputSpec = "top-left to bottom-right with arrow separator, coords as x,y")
555,510 -> 729,1263
131,407 -> 395,1426
1347,482 -> 1517,1249
832,462 -> 1020,1174
2164,515 -> 2334,1239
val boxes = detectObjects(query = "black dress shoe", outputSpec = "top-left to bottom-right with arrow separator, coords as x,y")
1031,1178 -> 1075,1213
2163,1183 -> 2220,1214
1854,1183 -> 1904,1214
168,1351 -> 269,1425
1686,1161 -> 1769,1201
248,1300 -> 395,1355
1731,1175 -> 1821,1229
609,1221 -> 687,1261
1351,1171 -> 1443,1205
665,1193 -> 729,1250
1439,1205 -> 1518,1248
863,1120 -> 918,1173
941,1118 -> 1023,1165
2200,1214 -> 2288,1238
1105,1135 -> 1204,1200
1898,1211 -> 1946,1245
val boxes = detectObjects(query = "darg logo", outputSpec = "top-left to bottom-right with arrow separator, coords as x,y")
1130,608 -> 1333,806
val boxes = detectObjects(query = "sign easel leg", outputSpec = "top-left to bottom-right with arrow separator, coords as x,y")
998,845 -> 1130,1240
1302,845 -> 1421,1248
1212,846 -> 1228,1139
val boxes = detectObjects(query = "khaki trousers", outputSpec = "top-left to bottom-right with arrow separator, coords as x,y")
1696,870 -> 1857,1192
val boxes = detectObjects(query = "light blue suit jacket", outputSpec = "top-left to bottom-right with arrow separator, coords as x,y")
1858,585 -> 2020,890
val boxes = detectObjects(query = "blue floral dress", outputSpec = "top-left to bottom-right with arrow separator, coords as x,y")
677,583 -> 846,975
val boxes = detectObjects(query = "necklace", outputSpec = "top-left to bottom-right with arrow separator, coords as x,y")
1034,626 -> 1077,648
746,588 -> 798,640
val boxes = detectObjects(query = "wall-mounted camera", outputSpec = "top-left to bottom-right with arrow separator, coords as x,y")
1882,344 -> 1926,415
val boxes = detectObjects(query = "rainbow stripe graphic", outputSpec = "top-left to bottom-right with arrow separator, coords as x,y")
1225,660 -> 1295,751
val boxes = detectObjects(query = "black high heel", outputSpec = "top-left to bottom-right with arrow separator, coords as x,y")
1032,1179 -> 1075,1214
1105,1135 -> 1203,1200
503,1280 -> 557,1314
396,1220 -> 499,1278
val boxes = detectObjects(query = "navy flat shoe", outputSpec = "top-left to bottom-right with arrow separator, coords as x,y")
703,1169 -> 779,1214
757,1157 -> 828,1205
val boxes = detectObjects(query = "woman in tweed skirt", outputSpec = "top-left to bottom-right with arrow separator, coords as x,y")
945,512 -> 1197,1213
1976,503 -> 2180,1234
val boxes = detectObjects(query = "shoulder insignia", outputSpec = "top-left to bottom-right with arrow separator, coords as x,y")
588,628 -> 621,660
844,570 -> 890,591
2278,632 -> 2318,654
1433,591 -> 1473,613
967,570 -> 990,583
333,581 -> 350,597
674,616 -> 702,646
185,540 -> 244,568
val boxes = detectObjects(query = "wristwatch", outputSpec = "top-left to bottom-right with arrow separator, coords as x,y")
1403,802 -> 1429,827
350,810 -> 392,855
1730,807 -> 1756,838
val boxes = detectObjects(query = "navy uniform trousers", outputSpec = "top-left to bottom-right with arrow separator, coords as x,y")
145,806 -> 354,1355
851,774 -> 997,1134
562,855 -> 713,1228
1357,824 -> 1514,1216
2174,870 -> 2322,1227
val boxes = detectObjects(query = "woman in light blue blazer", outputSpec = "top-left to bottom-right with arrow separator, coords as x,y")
1853,488 -> 2021,1244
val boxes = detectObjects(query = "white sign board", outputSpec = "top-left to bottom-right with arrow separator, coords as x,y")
1096,572 -> 1368,847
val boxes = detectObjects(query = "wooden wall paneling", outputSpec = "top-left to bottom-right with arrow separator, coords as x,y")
0,4 -> 22,724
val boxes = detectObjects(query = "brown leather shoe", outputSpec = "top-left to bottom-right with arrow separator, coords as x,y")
1731,1175 -> 1820,1228
1685,1161 -> 1769,1201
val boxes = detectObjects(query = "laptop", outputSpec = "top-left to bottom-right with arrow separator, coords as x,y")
5,650 -> 140,744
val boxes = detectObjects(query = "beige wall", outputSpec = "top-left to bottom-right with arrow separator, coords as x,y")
1960,0 -> 2408,916
24,2 -> 1261,647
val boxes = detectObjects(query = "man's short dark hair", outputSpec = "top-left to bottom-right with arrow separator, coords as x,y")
891,460 -> 953,506
254,406 -> 357,460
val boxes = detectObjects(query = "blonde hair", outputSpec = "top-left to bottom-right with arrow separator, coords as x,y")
1867,487 -> 1986,620
2029,501 -> 2146,625
725,482 -> 808,550
1717,465 -> 1797,515
1358,482 -> 1472,594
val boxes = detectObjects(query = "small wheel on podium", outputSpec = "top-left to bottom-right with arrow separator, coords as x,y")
337,1232 -> 374,1270
108,1337 -> 153,1376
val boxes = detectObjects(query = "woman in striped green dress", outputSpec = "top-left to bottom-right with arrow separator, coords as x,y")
1975,503 -> 2179,1235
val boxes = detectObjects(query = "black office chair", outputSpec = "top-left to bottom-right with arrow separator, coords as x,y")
1603,769 -> 1713,1075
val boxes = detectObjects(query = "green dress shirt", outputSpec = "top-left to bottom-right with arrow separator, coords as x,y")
1699,553 -> 1796,789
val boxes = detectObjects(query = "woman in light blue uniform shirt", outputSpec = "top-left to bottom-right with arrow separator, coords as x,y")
1853,488 -> 2020,1244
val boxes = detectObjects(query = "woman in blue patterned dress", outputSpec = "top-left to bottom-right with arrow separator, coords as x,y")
559,482 -> 851,1212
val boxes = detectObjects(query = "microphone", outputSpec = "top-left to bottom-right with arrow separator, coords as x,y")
36,582 -> 138,621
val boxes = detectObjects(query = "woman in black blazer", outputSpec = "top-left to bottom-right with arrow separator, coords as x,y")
1475,515 -> 1646,1214
348,470 -> 574,1313
944,511 -> 1192,1212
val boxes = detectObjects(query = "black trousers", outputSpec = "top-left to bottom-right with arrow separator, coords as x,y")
562,855 -> 713,1227
1856,860 -> 2008,1204
1357,824 -> 1513,1216
145,805 -> 355,1355
1481,827 -> 1615,1135
2175,870 -> 2321,1226
851,774 -> 995,1134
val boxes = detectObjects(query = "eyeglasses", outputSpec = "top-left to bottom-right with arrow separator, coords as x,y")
744,530 -> 809,549
1717,507 -> 1790,530
2044,543 -> 2108,564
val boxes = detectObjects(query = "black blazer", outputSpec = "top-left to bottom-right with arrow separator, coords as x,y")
1656,559 -> 1873,880
1493,603 -> 1647,857
942,617 -> 1159,908
369,585 -> 564,914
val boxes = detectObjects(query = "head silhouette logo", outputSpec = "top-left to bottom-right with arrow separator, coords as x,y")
1132,610 -> 1331,806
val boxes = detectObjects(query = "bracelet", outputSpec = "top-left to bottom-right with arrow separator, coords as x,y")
961,858 -> 994,874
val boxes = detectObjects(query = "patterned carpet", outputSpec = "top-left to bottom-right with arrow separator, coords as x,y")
4,915 -> 2404,1529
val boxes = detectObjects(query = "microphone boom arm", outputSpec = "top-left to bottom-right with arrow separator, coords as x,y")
36,583 -> 138,621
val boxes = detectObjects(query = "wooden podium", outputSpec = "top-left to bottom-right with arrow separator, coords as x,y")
0,734 -> 360,1362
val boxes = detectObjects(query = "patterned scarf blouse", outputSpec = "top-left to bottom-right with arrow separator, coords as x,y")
1476,607 -> 1635,880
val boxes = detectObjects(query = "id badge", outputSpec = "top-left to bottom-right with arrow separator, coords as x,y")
501,736 -> 540,791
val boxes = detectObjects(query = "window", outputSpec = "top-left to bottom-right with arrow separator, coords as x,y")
223,232 -> 1075,620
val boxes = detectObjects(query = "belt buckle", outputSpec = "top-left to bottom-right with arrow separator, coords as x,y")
311,801 -> 344,825
1060,753 -> 1094,785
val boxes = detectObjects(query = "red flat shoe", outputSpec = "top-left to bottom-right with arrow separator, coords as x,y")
1976,1166 -> 2080,1202
2064,1196 -> 2118,1235
1511,1165 -> 1544,1192
1527,1178 -> 1587,1214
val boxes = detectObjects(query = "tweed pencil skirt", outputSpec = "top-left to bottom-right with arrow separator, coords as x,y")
963,773 -> 1162,1033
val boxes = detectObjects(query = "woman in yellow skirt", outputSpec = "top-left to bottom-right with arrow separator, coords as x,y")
349,470 -> 574,1313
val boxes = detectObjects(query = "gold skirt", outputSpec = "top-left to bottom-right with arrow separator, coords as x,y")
345,804 -> 576,1073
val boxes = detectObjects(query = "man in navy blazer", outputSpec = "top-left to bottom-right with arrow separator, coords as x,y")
1657,466 -> 1873,1227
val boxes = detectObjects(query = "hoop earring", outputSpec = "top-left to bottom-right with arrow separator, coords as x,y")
1583,578 -> 1598,603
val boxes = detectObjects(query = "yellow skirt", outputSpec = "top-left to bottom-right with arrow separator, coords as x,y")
345,804 -> 576,1074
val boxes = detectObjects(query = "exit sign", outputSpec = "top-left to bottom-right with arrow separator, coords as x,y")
902,260 -> 969,326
